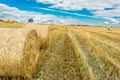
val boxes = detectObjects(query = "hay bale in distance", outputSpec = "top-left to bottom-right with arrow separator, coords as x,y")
108,27 -> 112,30
3,19 -> 15,23
3,20 -> 9,23
0,28 -> 40,78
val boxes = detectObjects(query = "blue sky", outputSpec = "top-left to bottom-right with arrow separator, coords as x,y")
0,0 -> 120,26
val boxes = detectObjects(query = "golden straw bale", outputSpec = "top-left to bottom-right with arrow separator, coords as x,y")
8,20 -> 14,23
0,28 -> 40,78
3,20 -> 15,23
24,24 -> 50,50
3,20 -> 9,23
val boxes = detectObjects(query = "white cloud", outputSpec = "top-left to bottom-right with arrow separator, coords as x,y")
36,0 -> 120,10
1,1 -> 120,26
92,6 -> 120,17
103,18 -> 120,26
36,0 -> 120,25
108,18 -> 119,24
104,21 -> 109,25
0,3 -> 84,25
36,7 -> 101,19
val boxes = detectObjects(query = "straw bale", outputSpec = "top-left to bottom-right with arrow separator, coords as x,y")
24,24 -> 50,49
0,28 -> 40,78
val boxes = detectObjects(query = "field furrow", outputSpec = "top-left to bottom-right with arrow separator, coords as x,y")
80,29 -> 120,63
34,34 -> 65,80
71,30 -> 104,80
72,28 -> 120,80
57,33 -> 81,80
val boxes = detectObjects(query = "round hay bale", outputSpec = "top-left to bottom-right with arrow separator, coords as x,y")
108,27 -> 112,30
3,20 -> 14,23
24,24 -> 50,50
3,20 -> 9,23
0,28 -> 40,78
9,20 -> 14,23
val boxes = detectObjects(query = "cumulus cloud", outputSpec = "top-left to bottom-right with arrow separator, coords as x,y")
36,0 -> 120,17
0,3 -> 83,24
92,6 -> 120,17
104,21 -> 109,25
103,18 -> 120,26
107,18 -> 119,24
36,0 -> 120,25
0,3 -> 51,23
36,7 -> 101,18
36,0 -> 120,10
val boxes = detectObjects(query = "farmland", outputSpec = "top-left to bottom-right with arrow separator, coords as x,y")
0,22 -> 23,28
0,22 -> 120,80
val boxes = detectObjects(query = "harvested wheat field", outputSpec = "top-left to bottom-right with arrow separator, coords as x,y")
0,24 -> 120,80
0,22 -> 23,28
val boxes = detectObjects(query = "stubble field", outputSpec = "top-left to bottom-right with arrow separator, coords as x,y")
0,22 -> 120,80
